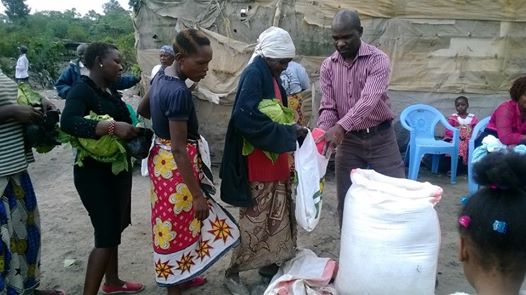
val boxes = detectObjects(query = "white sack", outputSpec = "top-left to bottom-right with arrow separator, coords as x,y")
335,169 -> 442,295
294,131 -> 329,232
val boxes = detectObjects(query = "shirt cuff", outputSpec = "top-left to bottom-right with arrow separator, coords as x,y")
337,117 -> 354,132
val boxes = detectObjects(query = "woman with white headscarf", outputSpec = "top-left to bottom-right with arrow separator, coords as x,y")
220,26 -> 307,294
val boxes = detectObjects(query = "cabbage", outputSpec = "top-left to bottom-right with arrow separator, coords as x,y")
242,99 -> 295,162
17,82 -> 42,107
78,135 -> 123,157
17,83 -> 61,153
60,112 -> 129,175
258,99 -> 296,125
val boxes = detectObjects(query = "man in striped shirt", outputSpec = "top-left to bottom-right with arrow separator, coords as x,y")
317,9 -> 405,226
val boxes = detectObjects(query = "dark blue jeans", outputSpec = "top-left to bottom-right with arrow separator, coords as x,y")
335,125 -> 405,227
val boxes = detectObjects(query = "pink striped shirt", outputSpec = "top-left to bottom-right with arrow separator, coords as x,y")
317,42 -> 394,131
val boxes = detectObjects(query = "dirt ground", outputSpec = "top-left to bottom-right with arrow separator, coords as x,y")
31,96 -> 475,295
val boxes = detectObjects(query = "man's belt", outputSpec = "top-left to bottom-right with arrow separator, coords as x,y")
349,120 -> 391,137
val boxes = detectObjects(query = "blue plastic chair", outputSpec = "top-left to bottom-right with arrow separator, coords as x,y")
467,116 -> 490,194
401,104 -> 460,184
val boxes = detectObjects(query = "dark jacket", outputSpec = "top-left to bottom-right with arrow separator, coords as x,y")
55,60 -> 140,99
219,55 -> 297,207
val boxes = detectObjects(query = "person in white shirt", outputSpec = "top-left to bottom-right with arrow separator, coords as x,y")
15,45 -> 29,83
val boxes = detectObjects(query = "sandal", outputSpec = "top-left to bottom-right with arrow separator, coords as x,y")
177,276 -> 207,289
101,281 -> 144,294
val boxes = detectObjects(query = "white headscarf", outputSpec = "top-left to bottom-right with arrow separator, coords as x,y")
248,26 -> 296,64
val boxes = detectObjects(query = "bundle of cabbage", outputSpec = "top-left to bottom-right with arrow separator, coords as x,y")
60,112 -> 129,175
242,99 -> 295,162
17,82 -> 62,153
17,82 -> 43,107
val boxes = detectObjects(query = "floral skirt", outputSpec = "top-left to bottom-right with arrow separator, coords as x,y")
0,172 -> 41,294
148,139 -> 240,286
227,180 -> 296,273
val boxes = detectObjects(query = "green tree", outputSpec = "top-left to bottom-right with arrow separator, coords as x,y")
1,0 -> 30,20
0,4 -> 138,85
103,0 -> 125,14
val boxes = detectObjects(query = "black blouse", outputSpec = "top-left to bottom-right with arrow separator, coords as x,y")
61,76 -> 132,139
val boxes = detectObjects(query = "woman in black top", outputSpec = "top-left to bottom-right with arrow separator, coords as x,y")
60,43 -> 144,295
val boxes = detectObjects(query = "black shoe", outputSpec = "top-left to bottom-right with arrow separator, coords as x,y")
258,263 -> 279,278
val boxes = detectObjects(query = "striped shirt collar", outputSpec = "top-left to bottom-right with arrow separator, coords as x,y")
329,42 -> 374,63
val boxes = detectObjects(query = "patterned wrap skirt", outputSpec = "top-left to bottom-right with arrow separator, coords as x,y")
148,138 -> 240,286
0,172 -> 41,294
227,180 -> 297,273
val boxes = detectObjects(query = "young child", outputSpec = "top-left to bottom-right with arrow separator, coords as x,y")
456,151 -> 526,295
444,96 -> 479,165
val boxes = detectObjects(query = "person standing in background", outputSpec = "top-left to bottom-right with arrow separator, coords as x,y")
280,60 -> 310,126
150,45 -> 175,78
55,43 -> 141,100
15,46 -> 29,84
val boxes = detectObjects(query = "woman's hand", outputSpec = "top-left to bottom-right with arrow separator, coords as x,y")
295,124 -> 308,139
193,193 -> 210,221
114,121 -> 140,139
11,105 -> 43,123
295,124 -> 308,146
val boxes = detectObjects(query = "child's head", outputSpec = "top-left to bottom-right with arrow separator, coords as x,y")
458,152 -> 526,291
454,96 -> 469,115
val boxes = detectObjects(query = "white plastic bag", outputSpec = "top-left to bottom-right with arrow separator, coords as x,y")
198,135 -> 211,169
264,249 -> 337,295
294,130 -> 329,232
335,169 -> 442,295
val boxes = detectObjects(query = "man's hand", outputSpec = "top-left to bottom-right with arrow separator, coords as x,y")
316,124 -> 346,156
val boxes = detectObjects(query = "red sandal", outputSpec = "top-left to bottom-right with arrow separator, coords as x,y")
101,281 -> 145,294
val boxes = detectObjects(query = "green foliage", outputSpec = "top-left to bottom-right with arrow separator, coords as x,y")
17,82 -> 43,106
1,0 -> 30,20
103,0 -> 126,14
60,112 -> 129,175
0,0 -> 137,87
242,99 -> 296,163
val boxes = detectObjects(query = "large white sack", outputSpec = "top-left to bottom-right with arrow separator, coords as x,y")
335,169 -> 442,295
294,130 -> 329,232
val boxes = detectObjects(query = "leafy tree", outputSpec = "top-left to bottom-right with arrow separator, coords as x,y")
103,0 -> 125,14
0,1 -> 138,87
1,0 -> 30,20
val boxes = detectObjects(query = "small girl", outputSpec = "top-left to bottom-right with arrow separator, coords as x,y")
444,96 -> 479,165
456,151 -> 526,295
